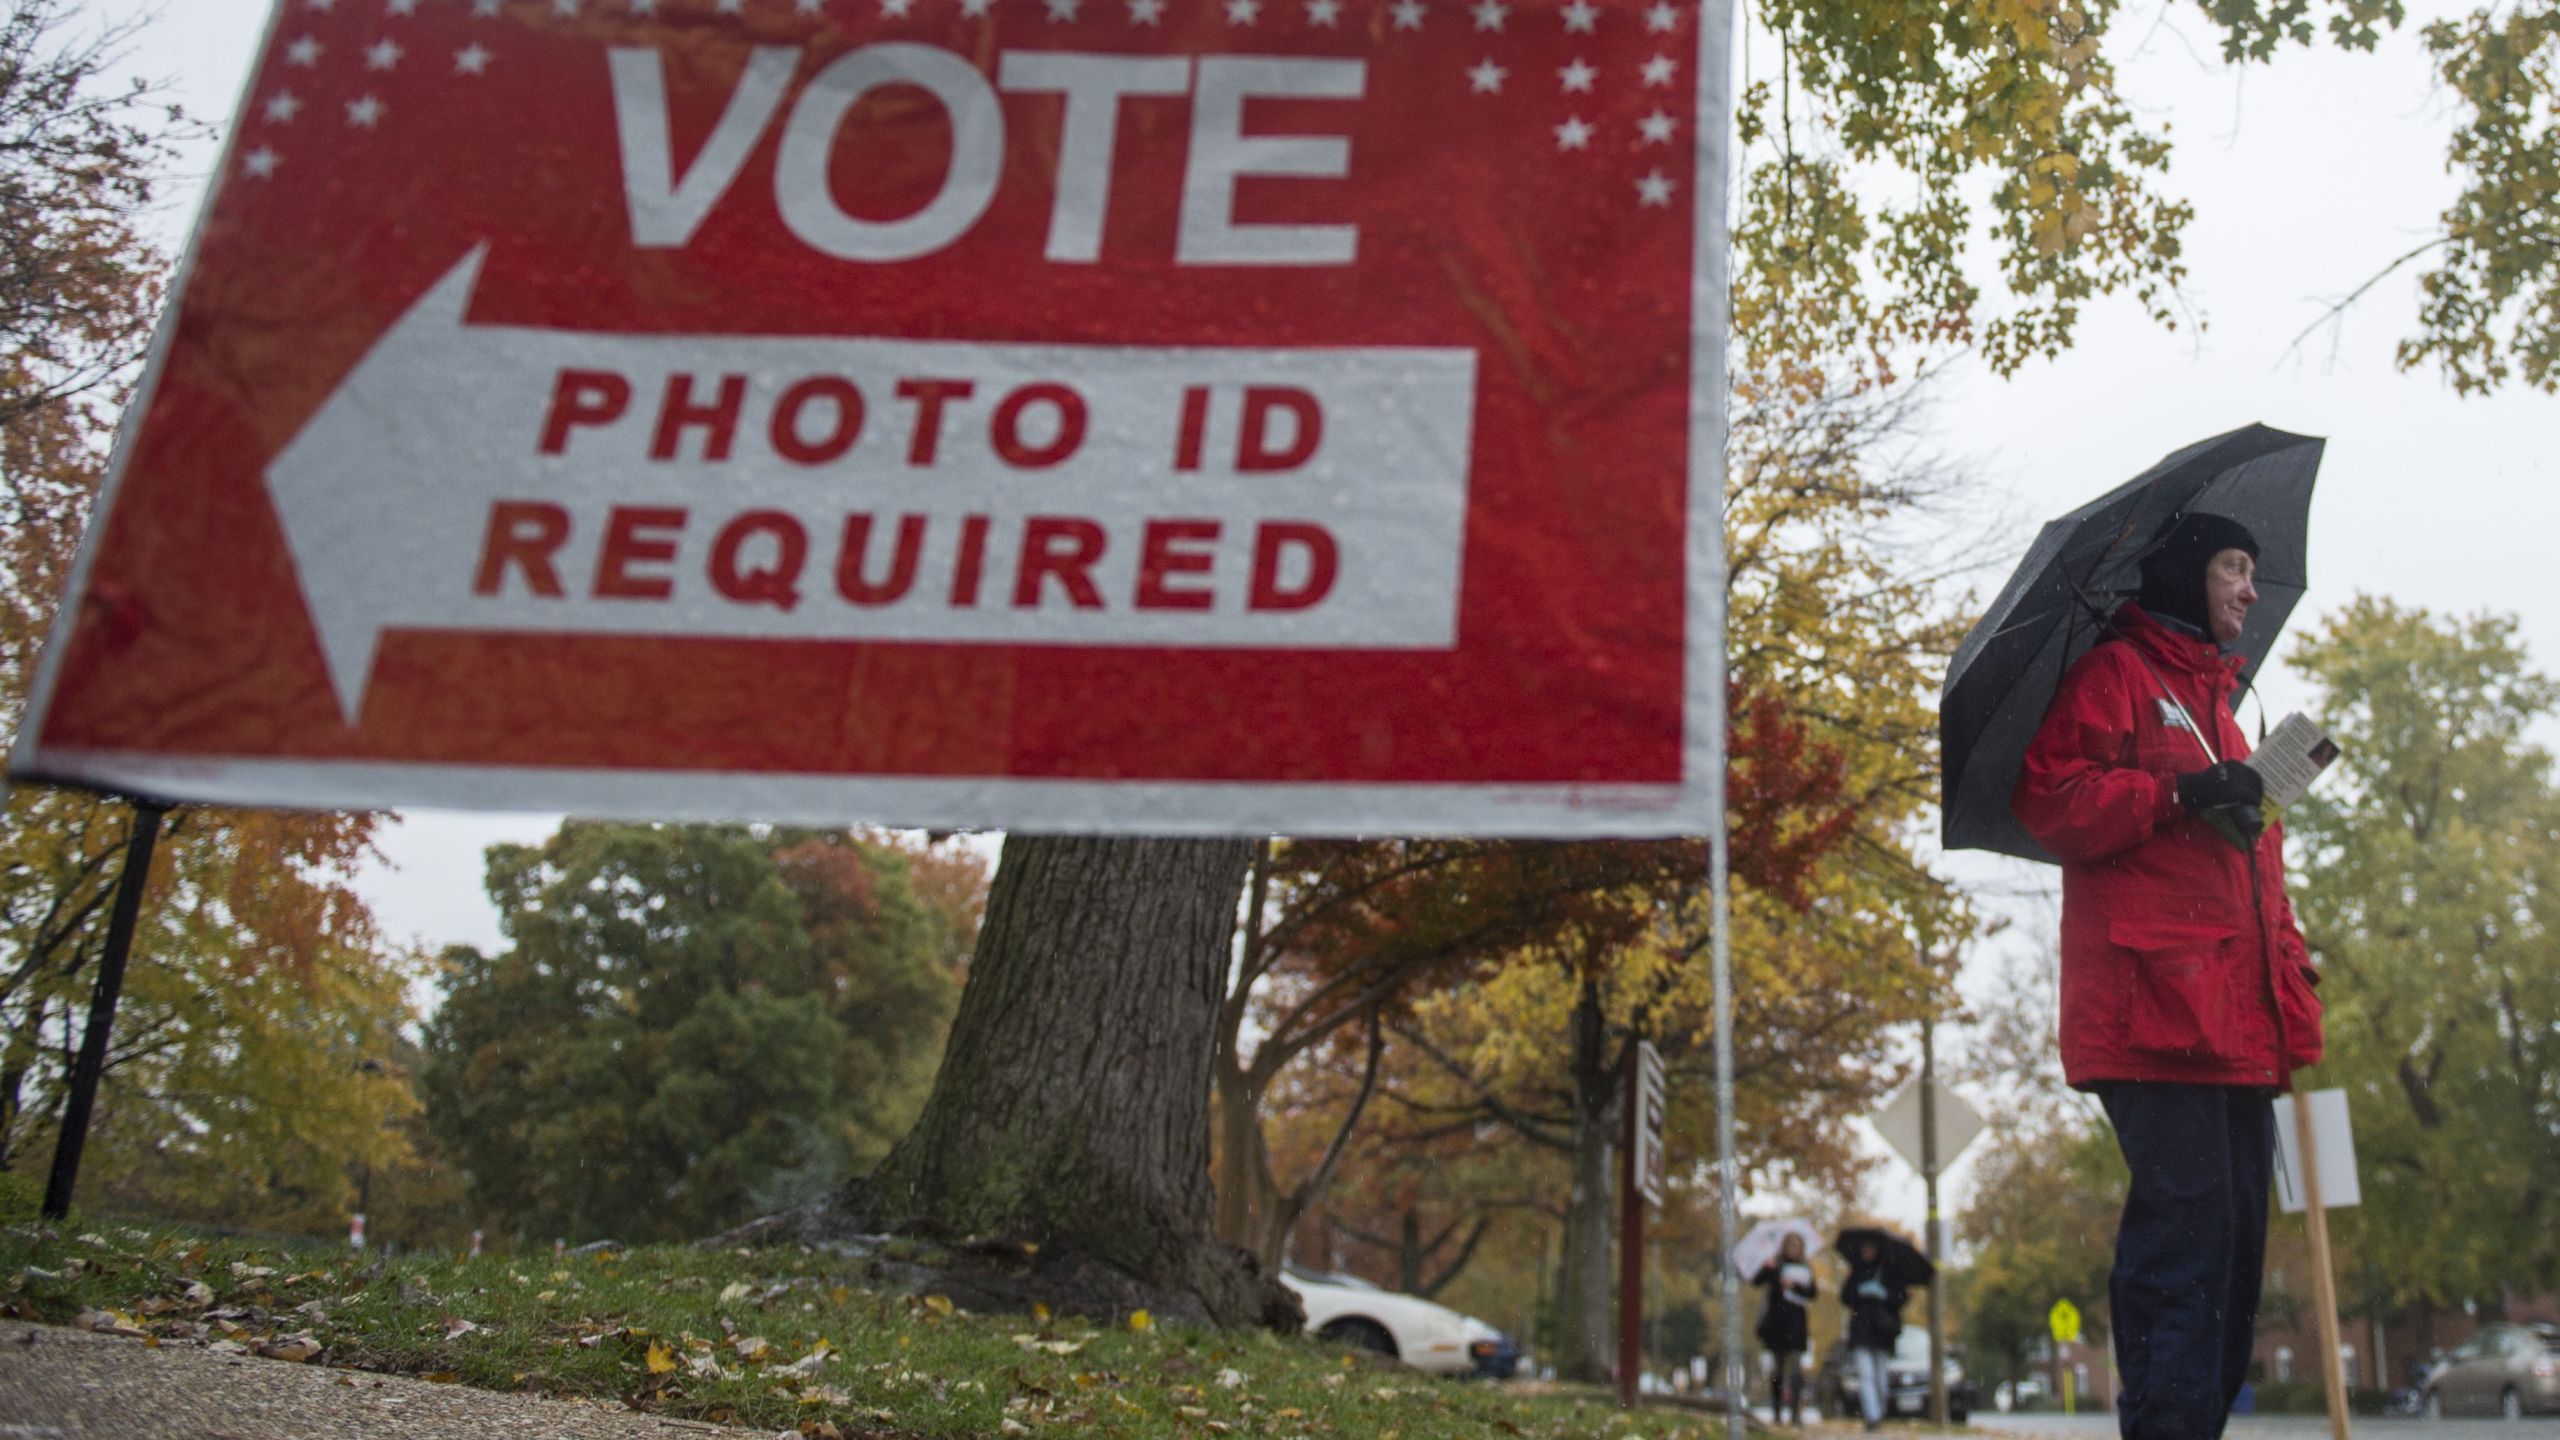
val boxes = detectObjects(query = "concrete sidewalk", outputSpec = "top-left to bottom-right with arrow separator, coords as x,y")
0,1324 -> 774,1440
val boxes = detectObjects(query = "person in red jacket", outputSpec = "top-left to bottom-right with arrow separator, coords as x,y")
2011,511 -> 2324,1440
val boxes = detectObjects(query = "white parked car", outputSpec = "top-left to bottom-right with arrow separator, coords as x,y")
1279,1265 -> 1513,1377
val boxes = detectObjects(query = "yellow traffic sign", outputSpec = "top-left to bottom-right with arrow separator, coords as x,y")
2049,1299 -> 2082,1344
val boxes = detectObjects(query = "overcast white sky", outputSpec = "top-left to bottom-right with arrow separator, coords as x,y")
80,0 -> 2560,1229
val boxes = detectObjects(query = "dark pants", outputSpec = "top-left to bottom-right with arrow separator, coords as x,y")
2096,1082 -> 2274,1440
1767,1353 -> 1803,1422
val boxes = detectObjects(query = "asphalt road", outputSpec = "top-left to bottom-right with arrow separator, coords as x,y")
1975,1411 -> 2560,1439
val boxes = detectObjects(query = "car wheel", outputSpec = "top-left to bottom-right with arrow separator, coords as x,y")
2502,1388 -> 2524,1421
1316,1317 -> 1396,1360
2424,1389 -> 2444,1421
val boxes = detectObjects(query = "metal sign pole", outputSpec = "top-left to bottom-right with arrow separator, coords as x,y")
1923,1009 -> 1948,1425
1619,1052 -> 1646,1408
42,800 -> 168,1220
1712,784 -> 1739,1434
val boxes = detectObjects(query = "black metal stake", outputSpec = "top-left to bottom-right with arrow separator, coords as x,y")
42,801 -> 169,1221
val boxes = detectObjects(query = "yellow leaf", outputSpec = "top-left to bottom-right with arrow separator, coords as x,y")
645,1340 -> 678,1375
1127,1309 -> 1154,1332
923,1294 -> 955,1318
1032,1302 -> 1052,1323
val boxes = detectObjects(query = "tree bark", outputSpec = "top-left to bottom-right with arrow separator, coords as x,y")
1212,1064 -> 1279,1256
859,835 -> 1294,1330
1555,975 -> 1619,1383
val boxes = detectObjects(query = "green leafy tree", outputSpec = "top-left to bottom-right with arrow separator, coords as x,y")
2283,597 -> 2560,1303
1951,1114 -> 2124,1392
422,823 -> 970,1244
2399,1 -> 2560,391
0,0 -> 419,1231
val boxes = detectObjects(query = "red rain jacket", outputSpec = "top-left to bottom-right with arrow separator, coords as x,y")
2011,604 -> 2323,1089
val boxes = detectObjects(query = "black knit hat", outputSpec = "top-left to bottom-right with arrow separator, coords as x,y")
2136,512 -> 2260,631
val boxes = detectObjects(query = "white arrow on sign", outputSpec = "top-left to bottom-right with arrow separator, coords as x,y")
1871,1078 -> 1985,1177
264,247 -> 1478,721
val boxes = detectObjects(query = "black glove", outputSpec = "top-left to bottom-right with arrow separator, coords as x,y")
2176,761 -> 2264,813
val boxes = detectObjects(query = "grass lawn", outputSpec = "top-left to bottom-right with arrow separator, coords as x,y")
0,1222 -> 1738,1439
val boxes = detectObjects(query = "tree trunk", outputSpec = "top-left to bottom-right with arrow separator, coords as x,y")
1211,1064 -> 1280,1260
860,835 -> 1294,1330
1555,976 -> 1619,1383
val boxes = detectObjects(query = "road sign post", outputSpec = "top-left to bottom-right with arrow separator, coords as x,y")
2048,1300 -> 2082,1418
1618,1041 -> 1666,1409
1875,1051 -> 1983,1428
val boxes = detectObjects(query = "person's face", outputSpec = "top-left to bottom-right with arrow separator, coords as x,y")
2205,547 -> 2258,644
1780,1235 -> 1804,1261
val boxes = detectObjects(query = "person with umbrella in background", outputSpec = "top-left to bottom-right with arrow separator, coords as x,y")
1835,1227 -> 1929,1430
2009,510 -> 2326,1440
1748,1229 -> 1819,1425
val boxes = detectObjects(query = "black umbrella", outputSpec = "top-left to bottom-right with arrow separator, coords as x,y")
1836,1226 -> 1934,1287
1941,424 -> 2327,864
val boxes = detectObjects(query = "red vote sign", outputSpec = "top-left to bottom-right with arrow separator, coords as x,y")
12,0 -> 1732,835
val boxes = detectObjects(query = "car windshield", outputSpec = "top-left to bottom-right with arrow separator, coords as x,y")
1282,1264 -> 1381,1292
1893,1331 -> 1935,1364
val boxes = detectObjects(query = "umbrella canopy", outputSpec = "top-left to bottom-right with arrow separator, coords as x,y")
1836,1226 -> 1934,1288
1941,424 -> 2327,863
1731,1217 -> 1824,1279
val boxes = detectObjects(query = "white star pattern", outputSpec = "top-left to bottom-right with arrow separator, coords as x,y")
252,0 -> 1685,219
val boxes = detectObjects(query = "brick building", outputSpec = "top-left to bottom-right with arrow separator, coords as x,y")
2249,1227 -> 2560,1394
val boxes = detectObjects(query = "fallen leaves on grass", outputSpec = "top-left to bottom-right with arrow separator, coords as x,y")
255,1332 -> 325,1362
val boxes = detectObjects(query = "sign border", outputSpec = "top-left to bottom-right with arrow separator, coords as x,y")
9,0 -> 1737,839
